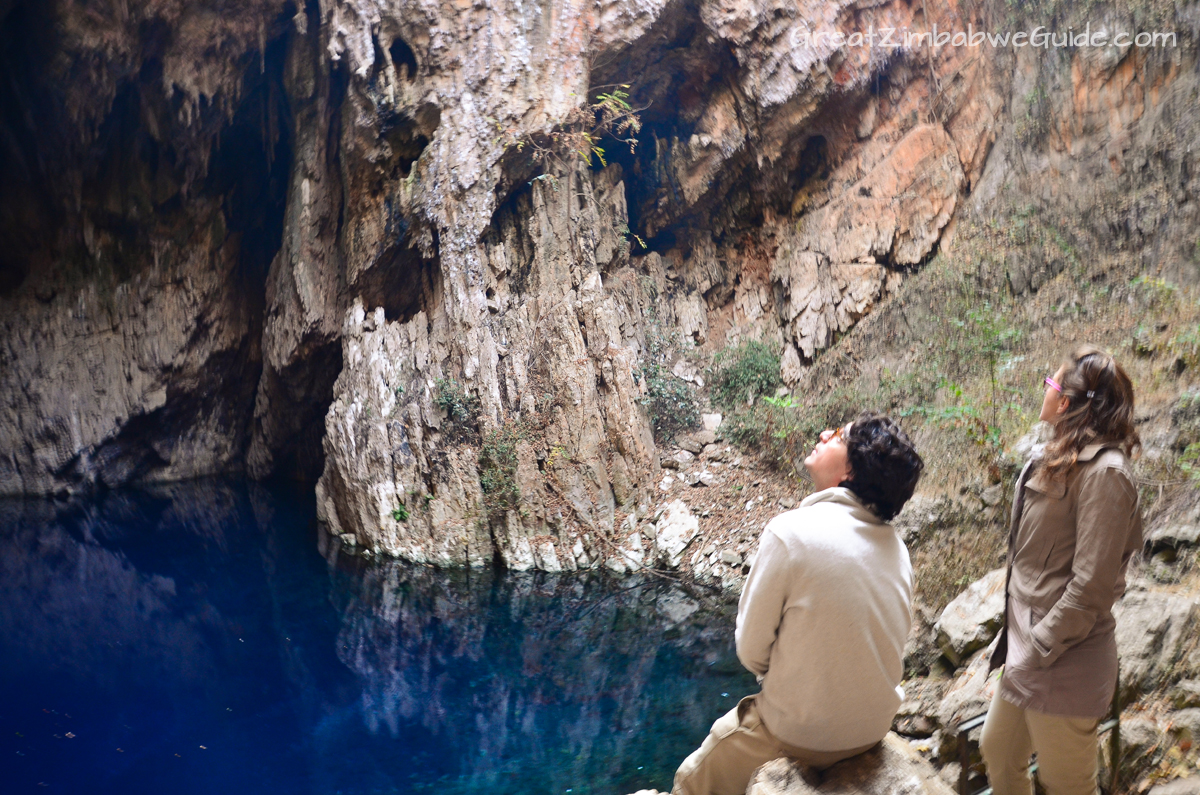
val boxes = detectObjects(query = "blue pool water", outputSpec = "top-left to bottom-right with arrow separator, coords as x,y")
0,481 -> 755,794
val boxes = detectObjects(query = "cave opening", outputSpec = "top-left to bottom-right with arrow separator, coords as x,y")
356,229 -> 442,326
206,24 -> 294,291
383,123 -> 429,180
789,135 -> 829,197
389,37 -> 419,81
587,0 -> 741,255
0,0 -> 63,296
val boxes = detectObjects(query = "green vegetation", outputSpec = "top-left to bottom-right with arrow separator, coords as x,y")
435,377 -> 479,421
391,503 -> 409,522
434,378 -> 481,440
494,84 -> 643,180
1014,85 -> 1049,145
614,220 -> 646,256
638,322 -> 699,443
479,421 -> 530,521
1177,443 -> 1200,485
1131,274 -> 1179,308
724,395 -> 805,475
709,340 -> 782,409
1172,392 -> 1200,485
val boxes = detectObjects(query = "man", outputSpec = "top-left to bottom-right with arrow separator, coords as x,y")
672,411 -> 924,795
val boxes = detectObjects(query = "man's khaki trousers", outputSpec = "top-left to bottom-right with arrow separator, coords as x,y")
979,691 -> 1100,795
671,695 -> 877,795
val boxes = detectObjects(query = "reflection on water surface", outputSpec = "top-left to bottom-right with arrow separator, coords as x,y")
0,481 -> 754,794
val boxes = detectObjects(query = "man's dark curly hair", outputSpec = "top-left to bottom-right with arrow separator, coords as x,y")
838,411 -> 924,521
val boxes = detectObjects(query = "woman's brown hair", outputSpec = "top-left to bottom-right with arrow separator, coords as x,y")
1043,345 -> 1140,479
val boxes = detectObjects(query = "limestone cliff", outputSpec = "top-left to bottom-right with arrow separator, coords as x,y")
1,0 -> 1196,569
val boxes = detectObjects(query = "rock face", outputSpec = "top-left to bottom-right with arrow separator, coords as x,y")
0,0 -> 1004,564
0,0 -> 292,494
5,0 -> 1200,572
746,733 -> 956,795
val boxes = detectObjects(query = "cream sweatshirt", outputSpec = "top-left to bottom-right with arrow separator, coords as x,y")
735,487 -> 913,752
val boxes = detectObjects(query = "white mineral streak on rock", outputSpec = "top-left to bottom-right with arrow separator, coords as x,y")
653,500 -> 698,569
607,530 -> 645,574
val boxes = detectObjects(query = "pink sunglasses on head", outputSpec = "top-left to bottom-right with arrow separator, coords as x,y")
1044,376 -> 1062,393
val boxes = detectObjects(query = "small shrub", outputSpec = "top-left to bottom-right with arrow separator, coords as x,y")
479,421 -> 530,521
1178,443 -> 1200,484
1131,275 -> 1178,308
725,399 -> 806,474
391,504 -> 409,522
725,390 -> 859,475
1170,391 -> 1200,452
709,340 -> 782,409
638,324 -> 699,443
435,379 -> 481,443
435,378 -> 480,422
1167,324 -> 1200,371
495,85 -> 642,175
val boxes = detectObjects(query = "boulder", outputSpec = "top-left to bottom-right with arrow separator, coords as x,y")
937,646 -> 997,732
934,569 -> 1006,666
1170,680 -> 1200,709
653,500 -> 699,569
1168,708 -> 1200,741
891,495 -> 948,545
606,531 -> 646,574
1149,777 -> 1200,795
980,483 -> 1004,507
1114,590 -> 1200,699
1008,422 -> 1053,464
746,732 -> 956,795
702,413 -> 723,432
1146,521 -> 1200,552
719,550 -> 743,566
903,601 -> 942,678
894,677 -> 949,738
677,431 -> 718,452
1118,716 -> 1164,774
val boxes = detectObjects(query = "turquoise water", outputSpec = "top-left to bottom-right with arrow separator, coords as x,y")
0,481 -> 755,794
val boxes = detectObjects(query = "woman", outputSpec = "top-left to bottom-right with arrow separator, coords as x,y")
980,346 -> 1143,795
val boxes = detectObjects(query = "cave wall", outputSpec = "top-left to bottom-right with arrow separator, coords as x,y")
310,0 -> 1008,569
0,0 -> 294,494
2,0 -> 1196,569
